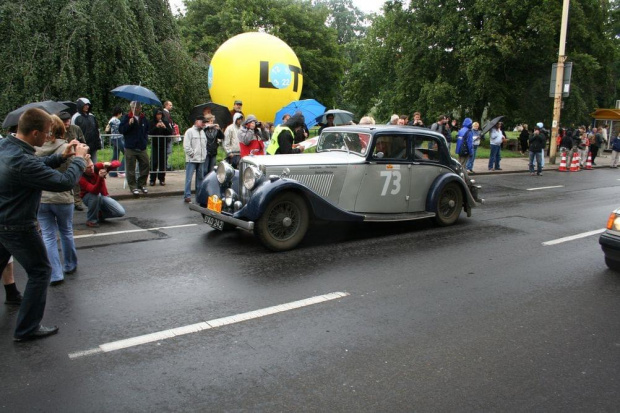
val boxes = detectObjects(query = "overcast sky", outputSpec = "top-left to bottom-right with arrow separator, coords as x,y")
168,0 -> 387,15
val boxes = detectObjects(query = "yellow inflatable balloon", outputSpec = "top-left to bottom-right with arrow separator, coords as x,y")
208,32 -> 303,123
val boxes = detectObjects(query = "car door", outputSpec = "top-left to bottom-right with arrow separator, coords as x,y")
408,134 -> 445,212
354,134 -> 411,213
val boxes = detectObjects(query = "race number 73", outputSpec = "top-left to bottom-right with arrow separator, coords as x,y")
380,170 -> 401,196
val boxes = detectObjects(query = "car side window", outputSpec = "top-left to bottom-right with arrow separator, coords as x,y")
413,135 -> 440,162
373,135 -> 408,160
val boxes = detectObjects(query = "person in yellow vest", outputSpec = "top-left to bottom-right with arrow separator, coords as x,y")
267,113 -> 305,154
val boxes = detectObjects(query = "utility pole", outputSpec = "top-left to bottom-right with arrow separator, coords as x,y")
549,0 -> 570,164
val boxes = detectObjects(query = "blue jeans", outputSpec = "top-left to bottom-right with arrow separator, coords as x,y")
185,162 -> 205,199
488,144 -> 501,170
529,151 -> 543,173
204,155 -> 217,177
466,146 -> 479,171
38,203 -> 77,282
0,225 -> 52,338
109,137 -> 125,177
82,193 -> 126,223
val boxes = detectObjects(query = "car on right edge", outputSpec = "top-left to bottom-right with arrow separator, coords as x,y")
599,207 -> 620,271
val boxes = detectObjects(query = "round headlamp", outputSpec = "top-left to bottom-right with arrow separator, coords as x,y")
243,165 -> 263,190
224,188 -> 238,207
216,161 -> 235,185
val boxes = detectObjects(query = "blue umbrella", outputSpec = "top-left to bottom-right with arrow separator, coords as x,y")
274,99 -> 325,128
111,85 -> 162,106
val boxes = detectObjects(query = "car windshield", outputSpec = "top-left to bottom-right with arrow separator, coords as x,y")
316,132 -> 371,156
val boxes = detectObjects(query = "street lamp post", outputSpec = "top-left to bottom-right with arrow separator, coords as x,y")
550,0 -> 570,164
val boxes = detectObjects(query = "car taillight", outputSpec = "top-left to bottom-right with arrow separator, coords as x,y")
606,213 -> 620,230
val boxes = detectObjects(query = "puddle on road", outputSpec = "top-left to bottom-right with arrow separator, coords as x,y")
73,217 -> 169,249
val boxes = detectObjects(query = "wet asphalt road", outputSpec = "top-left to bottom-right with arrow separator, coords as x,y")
1,169 -> 620,412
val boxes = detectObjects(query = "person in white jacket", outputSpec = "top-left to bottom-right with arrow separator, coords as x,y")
183,116 -> 207,202
223,112 -> 243,168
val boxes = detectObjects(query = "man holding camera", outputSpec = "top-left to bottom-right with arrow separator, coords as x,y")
0,108 -> 89,342
79,159 -> 126,227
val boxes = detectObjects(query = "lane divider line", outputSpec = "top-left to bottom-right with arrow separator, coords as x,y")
542,229 -> 605,246
526,185 -> 564,191
74,224 -> 197,239
68,292 -> 350,360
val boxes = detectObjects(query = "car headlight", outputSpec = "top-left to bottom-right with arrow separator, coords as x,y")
243,165 -> 263,190
216,161 -> 234,185
224,188 -> 238,207
606,212 -> 620,231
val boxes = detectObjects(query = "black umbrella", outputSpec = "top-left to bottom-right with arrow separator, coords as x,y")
190,102 -> 233,129
2,101 -> 69,129
481,115 -> 505,136
59,101 -> 77,115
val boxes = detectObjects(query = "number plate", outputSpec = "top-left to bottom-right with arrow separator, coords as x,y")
205,215 -> 224,231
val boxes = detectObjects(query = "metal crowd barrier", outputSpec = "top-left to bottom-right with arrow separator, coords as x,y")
99,134 -> 184,174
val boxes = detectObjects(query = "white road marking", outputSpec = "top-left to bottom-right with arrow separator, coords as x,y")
542,229 -> 606,246
68,292 -> 350,359
73,224 -> 197,239
526,185 -> 564,191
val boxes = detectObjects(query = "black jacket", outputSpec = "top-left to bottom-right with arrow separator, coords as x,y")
204,127 -> 224,156
529,131 -> 546,153
74,98 -> 101,151
277,114 -> 305,154
0,135 -> 85,227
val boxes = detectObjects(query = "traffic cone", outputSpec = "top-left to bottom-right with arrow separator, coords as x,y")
570,152 -> 580,172
585,152 -> 593,170
558,151 -> 568,172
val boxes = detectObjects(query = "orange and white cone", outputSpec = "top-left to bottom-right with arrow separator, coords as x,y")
570,152 -> 580,172
558,151 -> 568,172
585,152 -> 593,170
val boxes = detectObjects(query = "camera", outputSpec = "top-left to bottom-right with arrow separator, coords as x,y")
256,121 -> 262,128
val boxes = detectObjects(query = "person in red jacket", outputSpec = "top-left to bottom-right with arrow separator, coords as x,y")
79,159 -> 126,227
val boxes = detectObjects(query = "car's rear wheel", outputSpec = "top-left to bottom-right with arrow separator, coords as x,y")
605,256 -> 620,272
433,182 -> 462,226
255,192 -> 309,251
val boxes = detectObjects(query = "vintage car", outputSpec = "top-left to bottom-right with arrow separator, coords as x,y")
599,207 -> 620,271
189,125 -> 482,251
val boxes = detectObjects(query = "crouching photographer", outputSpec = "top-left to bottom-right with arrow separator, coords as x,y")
79,159 -> 126,227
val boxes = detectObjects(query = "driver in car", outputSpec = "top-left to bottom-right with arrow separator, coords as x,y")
374,137 -> 391,158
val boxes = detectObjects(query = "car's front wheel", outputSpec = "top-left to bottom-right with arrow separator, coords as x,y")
255,192 -> 309,251
433,182 -> 463,226
605,256 -> 620,272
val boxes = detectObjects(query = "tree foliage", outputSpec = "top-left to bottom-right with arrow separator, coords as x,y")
178,0 -> 344,109
347,0 -> 619,126
0,0 -> 207,130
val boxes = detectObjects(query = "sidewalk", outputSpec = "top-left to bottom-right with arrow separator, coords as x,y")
105,154 -> 611,200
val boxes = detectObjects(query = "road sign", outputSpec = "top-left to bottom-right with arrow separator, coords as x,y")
549,62 -> 573,98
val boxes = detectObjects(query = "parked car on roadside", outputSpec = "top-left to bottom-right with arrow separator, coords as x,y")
189,125 -> 483,251
599,208 -> 620,271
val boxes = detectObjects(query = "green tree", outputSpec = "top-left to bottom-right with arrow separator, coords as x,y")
0,0 -> 207,130
347,0 -> 619,127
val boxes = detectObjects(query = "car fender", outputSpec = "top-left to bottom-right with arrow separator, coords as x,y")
235,178 -> 364,223
426,173 -> 475,216
196,170 -> 240,207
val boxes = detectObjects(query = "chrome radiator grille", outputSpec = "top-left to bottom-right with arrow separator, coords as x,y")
286,173 -> 334,197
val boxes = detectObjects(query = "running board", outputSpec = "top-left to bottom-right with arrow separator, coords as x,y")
362,211 -> 436,222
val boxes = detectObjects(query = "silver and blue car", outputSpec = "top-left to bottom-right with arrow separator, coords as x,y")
189,125 -> 482,251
